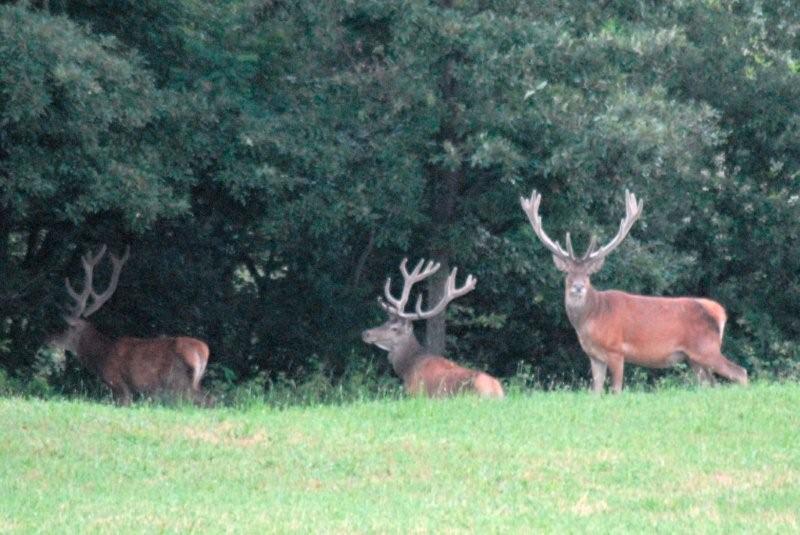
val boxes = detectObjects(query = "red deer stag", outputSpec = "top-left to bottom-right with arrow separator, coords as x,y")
362,258 -> 504,398
520,190 -> 748,393
48,245 -> 211,405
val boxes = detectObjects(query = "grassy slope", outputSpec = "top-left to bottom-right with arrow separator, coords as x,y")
1,383 -> 798,534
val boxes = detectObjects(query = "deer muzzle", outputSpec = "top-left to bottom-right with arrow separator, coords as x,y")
361,329 -> 377,344
569,282 -> 587,298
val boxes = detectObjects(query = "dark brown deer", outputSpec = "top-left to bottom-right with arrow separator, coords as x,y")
520,189 -> 748,393
48,245 -> 211,405
362,259 -> 504,398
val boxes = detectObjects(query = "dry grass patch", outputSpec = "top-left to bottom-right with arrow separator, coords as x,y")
680,468 -> 800,494
181,421 -> 270,448
569,493 -> 610,516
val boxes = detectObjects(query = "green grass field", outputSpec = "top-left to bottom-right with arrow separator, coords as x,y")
1,383 -> 799,533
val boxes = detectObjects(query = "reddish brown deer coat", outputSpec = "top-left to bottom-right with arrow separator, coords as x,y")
406,356 -> 504,398
362,258 -> 504,399
49,245 -> 211,405
70,323 -> 209,401
520,189 -> 747,392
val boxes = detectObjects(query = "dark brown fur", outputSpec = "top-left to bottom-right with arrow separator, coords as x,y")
55,320 -> 211,405
51,245 -> 211,405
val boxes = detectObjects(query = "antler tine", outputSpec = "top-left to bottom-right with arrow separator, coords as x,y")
398,257 -> 413,279
82,244 -> 107,268
377,295 -> 395,314
565,233 -> 576,258
64,277 -> 82,303
588,189 -> 644,261
403,258 -> 440,281
383,257 -> 442,316
399,258 -> 421,279
409,267 -> 478,320
63,245 -> 108,320
382,276 -> 401,312
581,235 -> 599,260
82,245 -> 130,318
64,276 -> 90,319
520,190 -> 573,261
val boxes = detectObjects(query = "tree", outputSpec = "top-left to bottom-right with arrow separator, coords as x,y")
0,3 -> 188,370
3,0 -> 800,392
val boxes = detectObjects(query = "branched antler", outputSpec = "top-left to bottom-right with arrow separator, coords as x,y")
585,189 -> 643,261
520,189 -> 643,265
379,258 -> 477,321
519,191 -> 572,261
64,245 -> 130,320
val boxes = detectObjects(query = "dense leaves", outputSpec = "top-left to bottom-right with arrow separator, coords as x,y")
1,0 -> 799,391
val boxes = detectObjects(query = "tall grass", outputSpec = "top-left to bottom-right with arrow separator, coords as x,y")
1,382 -> 798,533
7,348 -> 769,408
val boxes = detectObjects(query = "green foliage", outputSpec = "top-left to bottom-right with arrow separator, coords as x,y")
2,1 -> 800,392
0,4 -> 186,228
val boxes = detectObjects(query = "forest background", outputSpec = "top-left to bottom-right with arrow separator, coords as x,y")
2,0 -> 800,398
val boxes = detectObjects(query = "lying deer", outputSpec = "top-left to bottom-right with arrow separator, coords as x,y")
362,259 -> 504,398
48,245 -> 211,405
520,189 -> 748,393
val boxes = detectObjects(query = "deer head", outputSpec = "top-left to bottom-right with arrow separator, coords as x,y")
49,245 -> 130,353
520,190 -> 643,307
361,258 -> 477,353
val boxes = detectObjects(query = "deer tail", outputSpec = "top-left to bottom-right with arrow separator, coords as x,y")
473,372 -> 505,399
178,339 -> 210,391
695,299 -> 727,343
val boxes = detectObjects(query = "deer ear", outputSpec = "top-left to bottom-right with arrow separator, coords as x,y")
552,255 -> 571,273
584,256 -> 605,274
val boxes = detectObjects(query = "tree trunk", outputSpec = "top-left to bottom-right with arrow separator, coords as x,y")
424,27 -> 462,352
424,255 -> 449,354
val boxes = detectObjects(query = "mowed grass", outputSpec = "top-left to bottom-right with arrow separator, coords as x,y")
1,383 -> 799,534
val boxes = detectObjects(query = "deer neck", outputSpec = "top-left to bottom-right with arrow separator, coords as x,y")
74,323 -> 115,373
388,334 -> 425,379
564,285 -> 602,331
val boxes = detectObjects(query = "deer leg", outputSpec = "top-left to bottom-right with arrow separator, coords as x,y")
185,370 -> 213,407
193,391 -> 216,407
110,383 -> 133,406
709,353 -> 748,385
688,349 -> 748,386
606,355 -> 625,394
689,362 -> 716,386
588,357 -> 608,394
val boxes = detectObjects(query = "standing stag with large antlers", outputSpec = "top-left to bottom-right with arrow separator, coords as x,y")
47,245 -> 211,405
362,259 -> 504,398
520,190 -> 748,393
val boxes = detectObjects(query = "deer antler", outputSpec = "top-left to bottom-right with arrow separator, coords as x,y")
64,245 -> 130,320
521,189 -> 643,264
520,190 -> 573,262
380,258 -> 440,316
407,267 -> 477,320
379,258 -> 477,321
585,189 -> 643,261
